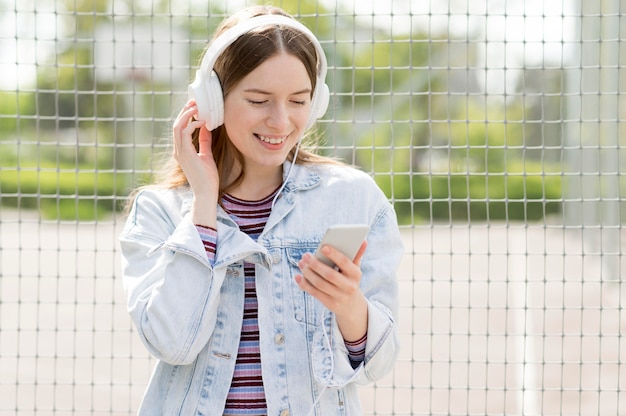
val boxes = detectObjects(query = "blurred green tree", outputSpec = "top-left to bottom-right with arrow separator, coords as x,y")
2,0 -> 562,222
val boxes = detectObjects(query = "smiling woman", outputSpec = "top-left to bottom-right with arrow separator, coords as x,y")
119,5 -> 403,416
221,53 -> 312,192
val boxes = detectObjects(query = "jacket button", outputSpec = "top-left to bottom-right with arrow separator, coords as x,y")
272,253 -> 281,264
274,333 -> 285,345
280,410 -> 289,416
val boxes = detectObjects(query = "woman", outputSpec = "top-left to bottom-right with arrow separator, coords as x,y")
120,5 -> 403,415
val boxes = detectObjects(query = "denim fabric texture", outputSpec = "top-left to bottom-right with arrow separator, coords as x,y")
119,162 -> 403,415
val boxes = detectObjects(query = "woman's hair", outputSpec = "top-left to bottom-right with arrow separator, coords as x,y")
151,5 -> 338,199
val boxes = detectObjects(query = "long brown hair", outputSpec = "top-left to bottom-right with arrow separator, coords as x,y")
151,6 -> 338,200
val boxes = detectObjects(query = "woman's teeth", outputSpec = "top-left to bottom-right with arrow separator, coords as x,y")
257,134 -> 286,144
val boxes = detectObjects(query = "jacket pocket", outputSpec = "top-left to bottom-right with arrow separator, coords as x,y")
286,247 -> 321,326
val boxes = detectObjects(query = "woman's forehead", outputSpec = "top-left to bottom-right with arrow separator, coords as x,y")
235,53 -> 312,92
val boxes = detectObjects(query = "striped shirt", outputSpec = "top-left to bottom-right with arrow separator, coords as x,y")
195,190 -> 367,414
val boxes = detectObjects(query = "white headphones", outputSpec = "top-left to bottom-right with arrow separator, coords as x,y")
188,14 -> 330,131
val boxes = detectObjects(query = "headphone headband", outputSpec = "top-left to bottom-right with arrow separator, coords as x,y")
200,14 -> 327,81
188,14 -> 330,130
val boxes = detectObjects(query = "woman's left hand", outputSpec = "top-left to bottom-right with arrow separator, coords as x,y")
296,241 -> 369,342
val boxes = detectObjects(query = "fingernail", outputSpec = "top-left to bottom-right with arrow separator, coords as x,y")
299,254 -> 310,267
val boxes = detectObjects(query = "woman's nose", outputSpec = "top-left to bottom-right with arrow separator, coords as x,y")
266,103 -> 289,130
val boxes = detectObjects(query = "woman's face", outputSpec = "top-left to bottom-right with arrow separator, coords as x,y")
223,52 -> 312,176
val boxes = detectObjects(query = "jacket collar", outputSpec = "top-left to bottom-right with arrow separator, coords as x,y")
214,162 -> 321,269
181,161 -> 321,228
279,161 -> 321,195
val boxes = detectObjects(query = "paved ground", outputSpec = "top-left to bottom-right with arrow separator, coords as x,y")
1,210 -> 625,415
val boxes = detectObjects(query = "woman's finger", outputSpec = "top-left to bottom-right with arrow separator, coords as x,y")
352,240 -> 368,267
173,104 -> 199,131
197,124 -> 212,155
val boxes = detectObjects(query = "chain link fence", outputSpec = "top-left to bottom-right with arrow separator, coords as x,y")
1,0 -> 624,414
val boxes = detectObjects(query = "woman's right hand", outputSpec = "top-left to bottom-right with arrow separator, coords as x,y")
172,100 -> 219,227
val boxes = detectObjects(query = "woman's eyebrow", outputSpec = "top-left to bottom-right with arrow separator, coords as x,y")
243,88 -> 312,95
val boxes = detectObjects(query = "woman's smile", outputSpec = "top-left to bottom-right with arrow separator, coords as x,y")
255,133 -> 289,145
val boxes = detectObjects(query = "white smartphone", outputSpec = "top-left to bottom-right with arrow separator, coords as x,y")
314,224 -> 370,268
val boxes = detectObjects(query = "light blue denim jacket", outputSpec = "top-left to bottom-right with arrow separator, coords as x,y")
120,162 -> 403,415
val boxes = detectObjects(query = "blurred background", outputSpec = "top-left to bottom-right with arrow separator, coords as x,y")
1,0 -> 625,414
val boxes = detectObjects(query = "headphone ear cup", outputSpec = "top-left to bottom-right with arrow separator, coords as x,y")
205,71 -> 225,130
307,82 -> 330,129
187,70 -> 225,131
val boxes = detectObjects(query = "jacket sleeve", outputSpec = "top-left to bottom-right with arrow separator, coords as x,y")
119,190 -> 228,365
330,200 -> 404,385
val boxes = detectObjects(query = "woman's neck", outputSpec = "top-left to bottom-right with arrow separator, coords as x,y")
228,165 -> 283,201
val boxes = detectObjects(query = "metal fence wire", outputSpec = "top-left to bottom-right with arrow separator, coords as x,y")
1,0 -> 625,414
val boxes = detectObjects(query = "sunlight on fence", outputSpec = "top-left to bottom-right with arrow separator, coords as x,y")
0,0 -> 624,414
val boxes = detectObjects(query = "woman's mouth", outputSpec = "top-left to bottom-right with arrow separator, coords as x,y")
255,134 -> 288,145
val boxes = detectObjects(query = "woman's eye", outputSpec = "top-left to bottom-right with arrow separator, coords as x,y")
246,98 -> 307,106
